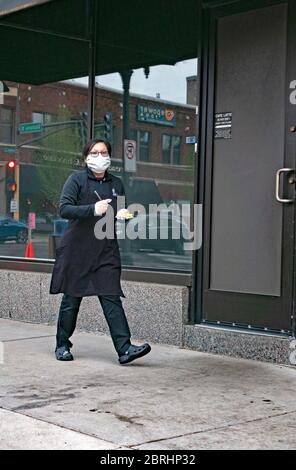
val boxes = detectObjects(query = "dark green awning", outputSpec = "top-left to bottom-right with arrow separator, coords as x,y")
0,0 -> 52,17
0,0 -> 199,84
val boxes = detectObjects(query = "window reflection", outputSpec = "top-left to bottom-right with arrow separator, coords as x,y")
0,59 -> 197,272
95,60 -> 197,272
0,79 -> 88,259
130,129 -> 150,162
0,107 -> 14,144
162,134 -> 182,165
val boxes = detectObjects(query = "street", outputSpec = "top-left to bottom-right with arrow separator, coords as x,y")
0,234 -> 49,259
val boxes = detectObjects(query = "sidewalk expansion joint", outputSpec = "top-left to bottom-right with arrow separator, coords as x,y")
127,409 -> 296,448
2,335 -> 56,343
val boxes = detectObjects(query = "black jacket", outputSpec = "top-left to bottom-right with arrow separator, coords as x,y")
49,166 -> 126,297
59,167 -> 126,220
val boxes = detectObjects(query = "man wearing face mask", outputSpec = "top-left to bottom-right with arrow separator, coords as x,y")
50,139 -> 151,365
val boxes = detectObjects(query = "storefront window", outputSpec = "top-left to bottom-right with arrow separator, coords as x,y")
0,59 -> 197,273
0,79 -> 88,259
95,59 -> 198,272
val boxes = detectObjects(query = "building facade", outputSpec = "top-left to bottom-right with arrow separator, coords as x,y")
0,0 -> 296,366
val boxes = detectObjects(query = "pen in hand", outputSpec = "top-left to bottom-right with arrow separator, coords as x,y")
94,190 -> 102,201
94,190 -> 112,206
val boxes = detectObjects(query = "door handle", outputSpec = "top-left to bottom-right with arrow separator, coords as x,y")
275,168 -> 295,203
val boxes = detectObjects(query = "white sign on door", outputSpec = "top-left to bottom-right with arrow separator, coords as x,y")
289,80 -> 296,105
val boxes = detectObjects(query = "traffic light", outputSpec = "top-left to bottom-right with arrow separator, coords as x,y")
6,160 -> 17,194
103,112 -> 113,142
79,111 -> 88,145
7,160 -> 15,169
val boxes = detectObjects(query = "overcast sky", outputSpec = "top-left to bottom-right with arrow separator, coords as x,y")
73,59 -> 198,105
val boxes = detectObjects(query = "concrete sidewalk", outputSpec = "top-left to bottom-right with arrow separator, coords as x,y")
0,318 -> 296,450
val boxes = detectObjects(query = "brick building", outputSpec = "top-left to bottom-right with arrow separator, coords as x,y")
0,80 -> 196,220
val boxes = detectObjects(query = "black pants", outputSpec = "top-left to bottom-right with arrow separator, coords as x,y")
56,294 -> 131,356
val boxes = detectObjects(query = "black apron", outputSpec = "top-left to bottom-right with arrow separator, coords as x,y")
50,172 -> 125,298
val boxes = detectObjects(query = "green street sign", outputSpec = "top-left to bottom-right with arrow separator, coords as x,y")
3,147 -> 16,154
19,122 -> 42,134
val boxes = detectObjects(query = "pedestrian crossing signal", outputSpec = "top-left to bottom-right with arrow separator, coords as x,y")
8,182 -> 17,192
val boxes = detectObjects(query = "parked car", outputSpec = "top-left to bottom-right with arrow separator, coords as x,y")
0,216 -> 28,244
35,216 -> 52,233
35,213 -> 61,233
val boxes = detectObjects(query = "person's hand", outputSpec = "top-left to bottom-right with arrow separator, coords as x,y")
94,199 -> 112,216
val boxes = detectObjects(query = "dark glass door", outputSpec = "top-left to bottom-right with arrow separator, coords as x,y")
200,1 -> 296,332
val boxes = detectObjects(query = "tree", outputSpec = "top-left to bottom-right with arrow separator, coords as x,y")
34,108 -> 83,215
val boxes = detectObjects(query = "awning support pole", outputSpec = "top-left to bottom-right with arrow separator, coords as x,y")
87,0 -> 97,140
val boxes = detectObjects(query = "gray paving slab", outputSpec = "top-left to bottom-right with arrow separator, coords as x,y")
0,318 -> 56,341
0,408 -> 124,450
135,411 -> 296,450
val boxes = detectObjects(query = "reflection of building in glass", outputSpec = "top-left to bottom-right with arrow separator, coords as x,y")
186,75 -> 198,106
0,80 -> 196,221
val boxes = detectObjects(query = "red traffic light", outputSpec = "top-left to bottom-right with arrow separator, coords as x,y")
7,160 -> 16,169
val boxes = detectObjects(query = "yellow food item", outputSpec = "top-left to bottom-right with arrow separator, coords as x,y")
116,209 -> 134,220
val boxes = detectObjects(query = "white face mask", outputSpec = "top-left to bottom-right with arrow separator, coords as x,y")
86,153 -> 111,173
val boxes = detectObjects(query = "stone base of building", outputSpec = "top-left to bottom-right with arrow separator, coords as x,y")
183,324 -> 295,366
0,270 -> 188,347
0,270 -> 295,366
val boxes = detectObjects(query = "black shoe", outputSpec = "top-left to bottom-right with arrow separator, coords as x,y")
55,346 -> 74,361
118,343 -> 151,365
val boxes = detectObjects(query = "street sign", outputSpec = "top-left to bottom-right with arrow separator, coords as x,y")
19,122 -> 42,134
186,136 -> 196,144
3,147 -> 16,154
10,199 -> 17,213
124,139 -> 137,172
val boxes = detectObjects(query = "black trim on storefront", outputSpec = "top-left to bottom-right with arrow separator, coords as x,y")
288,0 -> 296,336
190,3 -> 211,325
